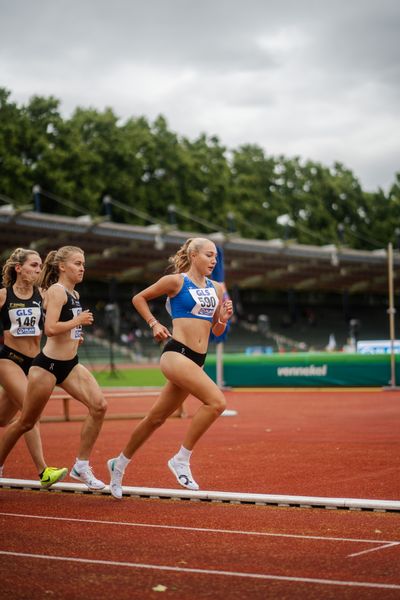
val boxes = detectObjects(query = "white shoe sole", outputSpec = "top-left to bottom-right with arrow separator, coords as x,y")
107,459 -> 123,500
168,459 -> 199,490
69,469 -> 106,491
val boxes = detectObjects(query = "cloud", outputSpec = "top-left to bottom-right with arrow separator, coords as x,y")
1,0 -> 399,191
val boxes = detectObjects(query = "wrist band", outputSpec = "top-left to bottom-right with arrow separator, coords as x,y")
148,319 -> 158,328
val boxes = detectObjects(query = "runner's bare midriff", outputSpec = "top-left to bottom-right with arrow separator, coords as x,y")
42,333 -> 80,361
3,331 -> 41,358
172,318 -> 212,354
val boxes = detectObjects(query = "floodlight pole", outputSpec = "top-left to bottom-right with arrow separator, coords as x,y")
383,242 -> 399,390
216,342 -> 224,388
108,335 -> 117,377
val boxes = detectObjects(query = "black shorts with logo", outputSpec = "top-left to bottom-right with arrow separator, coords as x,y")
31,352 -> 79,385
161,338 -> 207,367
0,344 -> 33,376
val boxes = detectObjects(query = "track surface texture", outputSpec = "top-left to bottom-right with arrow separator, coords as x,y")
1,388 -> 399,599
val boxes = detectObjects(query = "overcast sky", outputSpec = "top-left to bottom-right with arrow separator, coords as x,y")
1,0 -> 399,192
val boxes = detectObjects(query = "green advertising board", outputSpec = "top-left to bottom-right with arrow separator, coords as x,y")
204,352 -> 400,387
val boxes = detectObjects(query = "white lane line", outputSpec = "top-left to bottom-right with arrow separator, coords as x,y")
1,550 -> 399,590
348,542 -> 400,558
0,511 -> 398,547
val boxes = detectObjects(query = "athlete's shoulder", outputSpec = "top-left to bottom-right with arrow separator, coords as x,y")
160,273 -> 184,291
150,273 -> 184,300
46,283 -> 67,301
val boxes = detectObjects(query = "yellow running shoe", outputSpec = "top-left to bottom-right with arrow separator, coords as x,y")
40,466 -> 68,489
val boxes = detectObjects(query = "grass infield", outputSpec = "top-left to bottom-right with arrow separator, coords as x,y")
93,367 -> 166,387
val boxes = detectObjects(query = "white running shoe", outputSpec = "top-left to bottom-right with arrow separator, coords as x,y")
221,409 -> 238,417
107,458 -> 124,500
168,457 -> 199,490
69,464 -> 105,490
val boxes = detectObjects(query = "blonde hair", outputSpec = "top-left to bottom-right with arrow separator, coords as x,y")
168,237 -> 211,273
38,246 -> 84,290
2,247 -> 41,287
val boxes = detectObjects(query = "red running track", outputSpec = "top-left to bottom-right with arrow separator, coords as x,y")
0,389 -> 399,598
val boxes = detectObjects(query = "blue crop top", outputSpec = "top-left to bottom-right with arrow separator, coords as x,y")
166,274 -> 219,322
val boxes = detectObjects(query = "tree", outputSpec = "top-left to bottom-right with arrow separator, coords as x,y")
0,87 -> 398,251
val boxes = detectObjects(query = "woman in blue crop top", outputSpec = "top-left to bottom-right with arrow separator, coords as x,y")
0,246 -> 107,491
107,237 -> 233,499
0,247 -> 67,488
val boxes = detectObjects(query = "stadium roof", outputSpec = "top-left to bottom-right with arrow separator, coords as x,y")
1,206 -> 398,295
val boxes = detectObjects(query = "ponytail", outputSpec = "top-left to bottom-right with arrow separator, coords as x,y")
37,246 -> 83,290
168,237 -> 211,273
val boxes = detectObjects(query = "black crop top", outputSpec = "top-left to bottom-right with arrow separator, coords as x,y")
53,283 -> 83,340
0,287 -> 43,337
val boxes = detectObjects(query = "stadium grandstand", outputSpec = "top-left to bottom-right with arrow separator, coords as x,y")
1,194 -> 399,369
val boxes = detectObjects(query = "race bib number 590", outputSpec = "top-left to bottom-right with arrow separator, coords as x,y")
188,288 -> 219,318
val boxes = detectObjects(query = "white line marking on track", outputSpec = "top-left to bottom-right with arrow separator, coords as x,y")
348,542 -> 400,558
1,550 -> 399,590
0,511 -> 398,547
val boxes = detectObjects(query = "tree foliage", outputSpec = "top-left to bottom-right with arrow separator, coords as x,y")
1,87 -> 399,250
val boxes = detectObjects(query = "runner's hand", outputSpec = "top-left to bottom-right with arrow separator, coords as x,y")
152,322 -> 171,341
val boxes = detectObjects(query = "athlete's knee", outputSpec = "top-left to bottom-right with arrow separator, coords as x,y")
89,397 -> 108,420
144,411 -> 168,430
209,392 -> 226,416
17,416 -> 37,434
